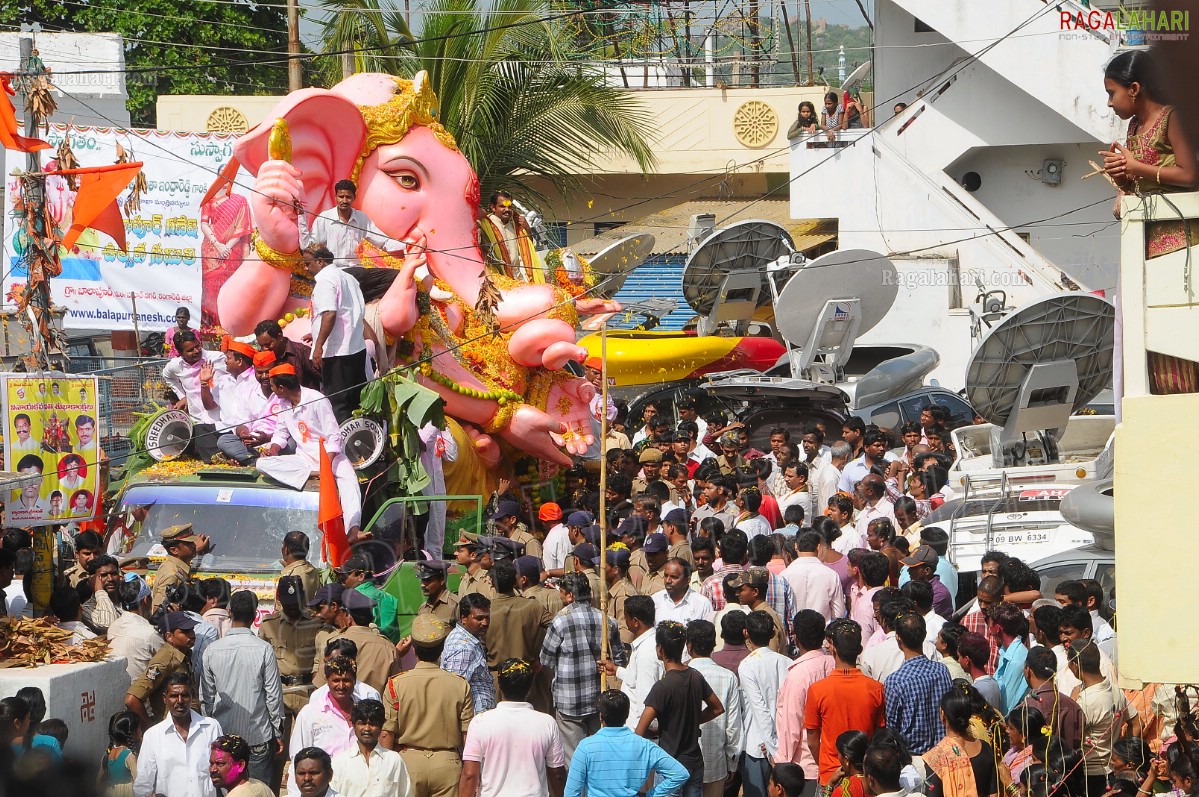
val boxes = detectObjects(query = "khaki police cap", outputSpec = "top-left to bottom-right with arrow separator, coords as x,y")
411,614 -> 451,646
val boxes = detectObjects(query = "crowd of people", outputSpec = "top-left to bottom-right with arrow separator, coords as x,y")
0,387 -> 1184,797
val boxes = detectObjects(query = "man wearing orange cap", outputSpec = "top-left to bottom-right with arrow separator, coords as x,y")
215,338 -> 269,465
257,364 -> 363,534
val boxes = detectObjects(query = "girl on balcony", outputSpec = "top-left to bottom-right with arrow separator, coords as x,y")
1102,49 -> 1199,394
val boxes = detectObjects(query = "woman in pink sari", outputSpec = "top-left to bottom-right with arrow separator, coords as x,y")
199,177 -> 250,327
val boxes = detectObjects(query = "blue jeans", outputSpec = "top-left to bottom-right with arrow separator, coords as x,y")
740,753 -> 772,797
657,766 -> 704,797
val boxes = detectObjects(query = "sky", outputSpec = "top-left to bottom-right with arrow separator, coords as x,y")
295,0 -> 873,49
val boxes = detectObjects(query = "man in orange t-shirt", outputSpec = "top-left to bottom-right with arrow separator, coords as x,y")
804,617 -> 887,785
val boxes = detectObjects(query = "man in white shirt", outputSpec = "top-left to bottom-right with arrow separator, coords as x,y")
780,531 -> 845,622
304,246 -> 368,425
331,699 -> 413,797
460,657 -> 567,797
9,413 -> 40,456
108,574 -> 164,683
652,559 -> 715,625
778,463 -> 814,530
539,504 -> 571,576
853,476 -> 896,539
603,595 -> 664,729
814,442 -> 851,515
134,673 -> 224,797
257,365 -> 363,533
738,611 -> 791,797
297,179 -> 402,268
162,329 -> 228,462
686,620 -> 742,795
214,339 -> 266,465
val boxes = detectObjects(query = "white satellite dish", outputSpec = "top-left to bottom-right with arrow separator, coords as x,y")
341,418 -> 386,470
774,249 -> 898,382
587,234 -> 656,298
143,409 -> 192,462
681,220 -> 797,337
965,292 -> 1114,467
841,61 -> 872,91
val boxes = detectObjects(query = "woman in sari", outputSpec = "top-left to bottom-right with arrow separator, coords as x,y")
1101,49 -> 1199,394
925,685 -> 1010,797
199,175 -> 250,327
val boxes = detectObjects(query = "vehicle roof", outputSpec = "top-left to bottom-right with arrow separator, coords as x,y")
1028,544 -> 1113,568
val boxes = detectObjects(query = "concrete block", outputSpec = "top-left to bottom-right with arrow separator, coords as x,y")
0,657 -> 131,764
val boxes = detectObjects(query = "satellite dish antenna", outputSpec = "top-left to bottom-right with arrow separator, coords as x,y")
340,418 -> 386,470
840,60 -> 872,91
774,249 -> 898,382
681,220 -> 797,337
587,234 -> 655,298
965,292 -> 1114,468
143,409 -> 193,462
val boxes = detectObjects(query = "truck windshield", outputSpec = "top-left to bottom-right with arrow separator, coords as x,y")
116,483 -> 322,573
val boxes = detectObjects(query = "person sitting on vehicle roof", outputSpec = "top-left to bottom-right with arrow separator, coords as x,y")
214,338 -> 267,466
256,364 -> 363,537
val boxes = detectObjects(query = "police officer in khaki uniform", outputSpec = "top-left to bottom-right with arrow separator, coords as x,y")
415,560 -> 459,625
258,576 -> 322,714
381,615 -> 473,797
151,524 -> 211,612
454,534 -> 496,600
307,583 -> 347,677
280,531 -> 320,608
314,588 -> 399,694
125,611 -> 197,729
490,500 -> 543,561
484,560 -> 550,677
570,543 -> 603,602
604,546 -> 638,646
662,508 -> 694,566
639,532 -> 670,596
514,556 -> 562,615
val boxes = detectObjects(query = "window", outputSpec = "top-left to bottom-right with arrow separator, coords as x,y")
870,401 -> 901,430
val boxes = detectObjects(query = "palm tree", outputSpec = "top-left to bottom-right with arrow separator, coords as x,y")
317,0 -> 657,202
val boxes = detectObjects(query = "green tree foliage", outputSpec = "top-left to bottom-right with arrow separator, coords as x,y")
316,0 -> 657,202
9,0 -> 294,126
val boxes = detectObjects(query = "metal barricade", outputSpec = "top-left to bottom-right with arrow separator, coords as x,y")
78,358 -> 171,459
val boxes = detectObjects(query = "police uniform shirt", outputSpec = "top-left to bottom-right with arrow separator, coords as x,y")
607,578 -> 639,645
258,611 -> 323,679
127,643 -> 193,721
280,560 -> 321,609
507,526 -> 543,561
417,590 -> 460,626
457,567 -> 497,600
523,584 -> 564,618
150,556 -> 193,611
628,549 -> 649,591
668,541 -> 694,567
484,593 -> 550,669
383,662 -> 473,747
65,563 -> 90,590
315,624 -> 398,694
641,566 -> 666,597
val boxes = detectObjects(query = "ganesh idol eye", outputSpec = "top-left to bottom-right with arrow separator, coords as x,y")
390,171 -> 420,190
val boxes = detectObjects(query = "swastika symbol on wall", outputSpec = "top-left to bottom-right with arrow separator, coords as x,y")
80,690 -> 96,722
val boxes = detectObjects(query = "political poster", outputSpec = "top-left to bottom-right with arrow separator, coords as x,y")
2,374 -> 101,527
3,124 -> 252,333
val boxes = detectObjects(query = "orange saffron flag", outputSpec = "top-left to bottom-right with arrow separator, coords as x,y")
59,162 -> 142,253
0,80 -> 50,154
318,438 -> 350,567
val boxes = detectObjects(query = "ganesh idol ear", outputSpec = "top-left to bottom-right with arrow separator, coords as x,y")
233,87 -> 368,216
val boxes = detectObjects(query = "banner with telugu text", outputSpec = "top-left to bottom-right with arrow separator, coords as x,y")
2,374 -> 101,527
3,124 -> 251,332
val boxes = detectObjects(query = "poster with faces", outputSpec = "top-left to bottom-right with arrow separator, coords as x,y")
2,375 -> 101,526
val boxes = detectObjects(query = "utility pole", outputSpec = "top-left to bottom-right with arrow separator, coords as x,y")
803,0 -> 815,84
287,0 -> 303,91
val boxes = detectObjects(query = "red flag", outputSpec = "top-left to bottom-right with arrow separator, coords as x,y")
199,157 -> 241,208
318,438 -> 351,567
59,162 -> 142,253
0,78 -> 50,154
